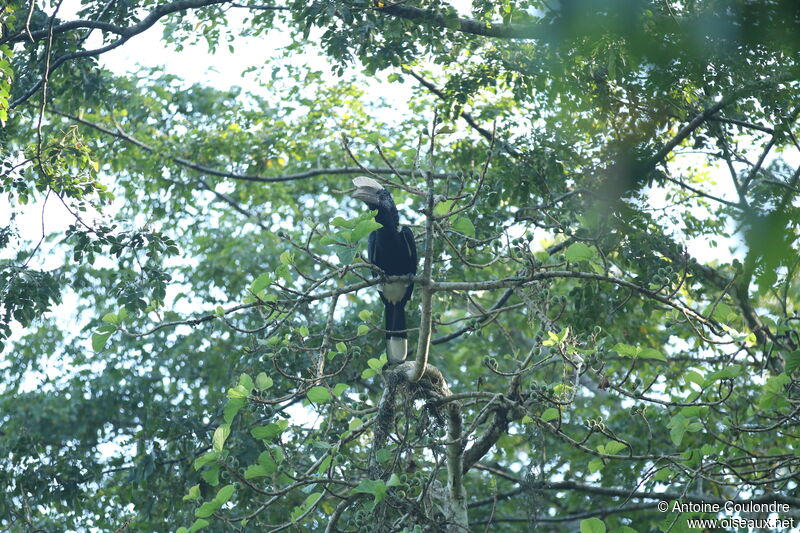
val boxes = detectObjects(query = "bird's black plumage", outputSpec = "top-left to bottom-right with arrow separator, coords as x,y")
351,178 -> 417,363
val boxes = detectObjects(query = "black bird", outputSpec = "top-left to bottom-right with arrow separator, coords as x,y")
351,177 -> 418,363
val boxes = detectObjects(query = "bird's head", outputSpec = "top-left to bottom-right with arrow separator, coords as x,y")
351,176 -> 394,210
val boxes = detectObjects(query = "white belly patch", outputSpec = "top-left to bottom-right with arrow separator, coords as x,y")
380,280 -> 408,303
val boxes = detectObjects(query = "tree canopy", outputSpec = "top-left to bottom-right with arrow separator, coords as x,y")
2,1 -> 800,532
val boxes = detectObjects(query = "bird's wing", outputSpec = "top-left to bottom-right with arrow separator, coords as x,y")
401,226 -> 418,274
367,231 -> 378,276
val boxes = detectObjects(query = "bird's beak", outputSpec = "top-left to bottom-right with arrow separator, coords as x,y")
351,177 -> 384,205
351,186 -> 381,205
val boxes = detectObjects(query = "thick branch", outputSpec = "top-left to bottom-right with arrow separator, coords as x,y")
410,132 -> 438,382
378,4 -> 545,40
468,478 -> 800,508
462,407 -> 509,473
432,270 -> 719,332
641,73 -> 796,176
445,402 -> 468,532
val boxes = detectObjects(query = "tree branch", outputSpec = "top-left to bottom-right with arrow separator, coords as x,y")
409,119 -> 438,383
10,0 -> 231,108
49,108 -> 458,183
378,4 -> 545,40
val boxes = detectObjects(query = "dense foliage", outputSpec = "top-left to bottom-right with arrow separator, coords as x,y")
2,1 -> 800,531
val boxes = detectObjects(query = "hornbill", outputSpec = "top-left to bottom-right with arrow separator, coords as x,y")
351,177 -> 418,363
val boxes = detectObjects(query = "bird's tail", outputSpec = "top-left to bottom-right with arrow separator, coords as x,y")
385,302 -> 407,364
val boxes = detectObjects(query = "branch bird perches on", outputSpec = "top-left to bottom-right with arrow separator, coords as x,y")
351,177 -> 418,364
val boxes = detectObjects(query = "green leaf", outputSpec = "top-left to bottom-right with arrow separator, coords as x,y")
540,408 -> 559,422
358,309 -> 373,321
638,348 -> 667,362
706,302 -> 736,324
376,448 -> 392,463
188,519 -> 210,533
611,342 -> 637,357
250,273 -> 272,293
275,263 -> 291,281
679,405 -> 708,418
307,386 -> 331,403
331,216 -> 354,228
291,492 -> 323,521
268,445 -> 284,463
317,455 -> 332,474
668,415 -> 689,446
521,415 -> 533,424
367,358 -> 385,371
92,331 -> 112,352
193,451 -> 219,470
758,373 -> 791,411
542,330 -> 559,346
598,441 -> 627,455
182,484 -> 201,501
588,458 -> 604,473
226,385 -> 249,399
251,423 -> 286,441
256,372 -> 273,390
386,473 -> 402,487
704,364 -> 743,384
335,245 -> 356,265
785,350 -> 800,374
683,370 -> 704,386
357,324 -> 369,335
215,484 -> 235,504
238,373 -> 254,392
352,219 -> 382,242
434,199 -> 453,215
361,368 -> 377,379
223,397 -> 246,424
580,517 -> 606,533
101,312 -> 119,325
452,217 -> 476,237
351,479 -> 390,508
200,465 -> 220,486
279,251 -> 293,265
195,500 -> 220,518
566,242 -> 595,262
612,343 -> 665,361
333,383 -> 348,396
245,461 -> 276,479
212,424 -> 231,453
257,451 -> 279,473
